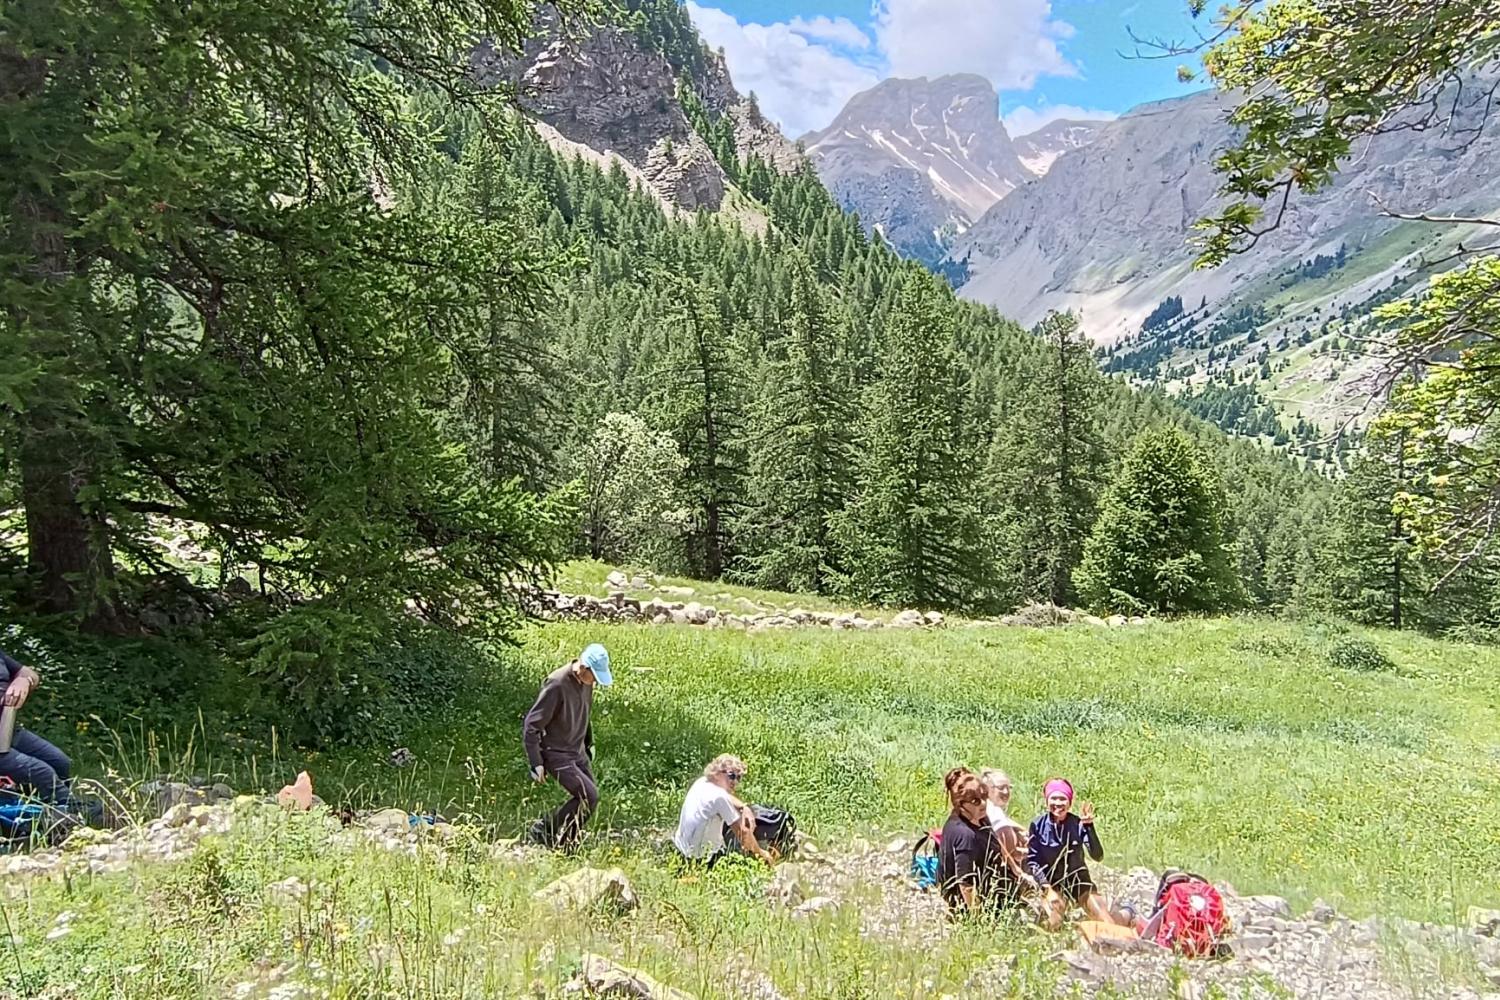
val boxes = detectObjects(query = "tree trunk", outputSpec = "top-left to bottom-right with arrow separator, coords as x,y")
19,409 -> 120,630
5,49 -> 120,631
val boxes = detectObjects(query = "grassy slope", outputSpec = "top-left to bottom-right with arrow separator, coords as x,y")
279,614 -> 1500,923
13,600 -> 1500,998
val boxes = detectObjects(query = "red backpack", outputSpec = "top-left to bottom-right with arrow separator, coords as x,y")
1152,870 -> 1228,957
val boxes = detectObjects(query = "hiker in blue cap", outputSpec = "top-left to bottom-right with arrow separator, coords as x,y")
522,643 -> 611,849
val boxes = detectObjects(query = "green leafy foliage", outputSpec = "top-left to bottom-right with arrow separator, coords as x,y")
986,311 -> 1106,607
831,270 -> 991,609
0,1 -> 578,652
1324,634 -> 1396,673
1078,427 -> 1243,614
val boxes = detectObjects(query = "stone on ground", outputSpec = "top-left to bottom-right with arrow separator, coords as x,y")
575,953 -> 696,1000
534,867 -> 638,915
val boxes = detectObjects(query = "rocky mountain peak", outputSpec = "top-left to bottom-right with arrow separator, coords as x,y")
472,7 -> 802,215
1013,119 -> 1107,178
801,74 -> 1103,267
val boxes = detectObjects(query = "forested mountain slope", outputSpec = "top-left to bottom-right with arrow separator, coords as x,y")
949,81 -> 1500,436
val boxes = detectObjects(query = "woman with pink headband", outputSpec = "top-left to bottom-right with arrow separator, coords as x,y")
1025,777 -> 1114,930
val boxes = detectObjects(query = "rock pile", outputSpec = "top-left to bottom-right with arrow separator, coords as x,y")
996,603 -> 1150,628
526,586 -> 946,633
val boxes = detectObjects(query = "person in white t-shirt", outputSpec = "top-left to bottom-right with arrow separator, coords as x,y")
672,753 -> 774,866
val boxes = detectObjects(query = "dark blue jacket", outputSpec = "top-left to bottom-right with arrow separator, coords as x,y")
0,649 -> 21,685
1025,812 -> 1103,888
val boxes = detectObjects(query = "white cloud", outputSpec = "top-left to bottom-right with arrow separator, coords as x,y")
1003,103 -> 1117,137
686,1 -> 1087,137
872,0 -> 1077,90
787,15 -> 871,51
686,3 -> 880,137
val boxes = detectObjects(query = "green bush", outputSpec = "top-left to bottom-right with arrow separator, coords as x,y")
1324,634 -> 1395,672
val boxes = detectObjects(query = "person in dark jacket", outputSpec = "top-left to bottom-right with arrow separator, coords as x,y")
1026,778 -> 1114,929
0,648 -> 71,806
936,768 -> 1021,917
521,643 -> 611,849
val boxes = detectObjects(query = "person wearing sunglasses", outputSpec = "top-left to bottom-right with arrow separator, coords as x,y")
672,753 -> 773,866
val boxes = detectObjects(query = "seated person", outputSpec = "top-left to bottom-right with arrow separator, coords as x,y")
980,767 -> 1035,890
1026,778 -> 1114,930
937,768 -> 1021,916
672,754 -> 774,866
0,648 -> 71,807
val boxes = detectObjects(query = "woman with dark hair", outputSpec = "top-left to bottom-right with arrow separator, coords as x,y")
936,768 -> 1020,916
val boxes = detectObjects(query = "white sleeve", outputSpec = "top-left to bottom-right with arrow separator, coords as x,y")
714,789 -> 744,826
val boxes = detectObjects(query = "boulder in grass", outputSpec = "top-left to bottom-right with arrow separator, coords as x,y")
575,954 -> 696,1000
364,808 -> 411,834
534,866 -> 638,916
1471,906 -> 1500,937
889,609 -> 925,628
277,771 -> 314,811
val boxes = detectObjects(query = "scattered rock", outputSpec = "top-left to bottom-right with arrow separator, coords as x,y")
534,867 -> 638,916
388,747 -> 415,768
605,571 -> 628,588
574,953 -> 696,1000
764,864 -> 810,907
1471,906 -> 1500,937
1241,895 -> 1293,919
889,609 -> 926,628
276,771 -> 314,811
268,876 -> 309,901
793,896 -> 837,917
363,808 -> 411,834
1307,898 -> 1337,923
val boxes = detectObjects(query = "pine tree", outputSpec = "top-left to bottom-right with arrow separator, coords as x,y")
736,253 -> 853,592
831,270 -> 990,609
0,0 -> 570,641
986,312 -> 1105,606
1315,431 -> 1423,628
654,278 -> 745,579
1077,427 -> 1242,614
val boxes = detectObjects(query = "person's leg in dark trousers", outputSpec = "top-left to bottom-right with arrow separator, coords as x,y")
542,751 -> 598,848
0,729 -> 71,805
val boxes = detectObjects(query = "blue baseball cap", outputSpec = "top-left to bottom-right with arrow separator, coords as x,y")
580,643 -> 612,686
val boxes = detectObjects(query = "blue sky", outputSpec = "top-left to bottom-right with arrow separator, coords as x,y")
685,0 -> 1210,137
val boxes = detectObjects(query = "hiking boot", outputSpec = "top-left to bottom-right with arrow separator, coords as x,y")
524,818 -> 552,847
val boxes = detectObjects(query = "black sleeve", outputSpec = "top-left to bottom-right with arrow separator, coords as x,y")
1082,819 -> 1103,861
950,824 -> 978,885
0,650 -> 18,685
1025,819 -> 1050,886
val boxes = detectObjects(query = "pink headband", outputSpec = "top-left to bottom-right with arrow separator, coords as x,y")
1044,779 -> 1074,802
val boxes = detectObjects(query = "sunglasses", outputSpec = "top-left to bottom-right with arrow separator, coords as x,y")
725,772 -> 743,782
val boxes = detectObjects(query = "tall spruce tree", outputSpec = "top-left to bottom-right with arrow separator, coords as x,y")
736,253 -> 853,592
1314,430 -> 1425,628
1077,427 -> 1242,614
986,311 -> 1104,606
832,270 -> 990,609
0,0 -> 575,642
655,277 -> 745,580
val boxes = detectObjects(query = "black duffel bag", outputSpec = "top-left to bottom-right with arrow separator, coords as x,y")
723,804 -> 797,858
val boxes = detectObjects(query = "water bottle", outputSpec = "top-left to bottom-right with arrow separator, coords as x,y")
0,705 -> 15,754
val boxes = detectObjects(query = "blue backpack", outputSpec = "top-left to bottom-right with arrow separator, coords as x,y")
910,829 -> 941,889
